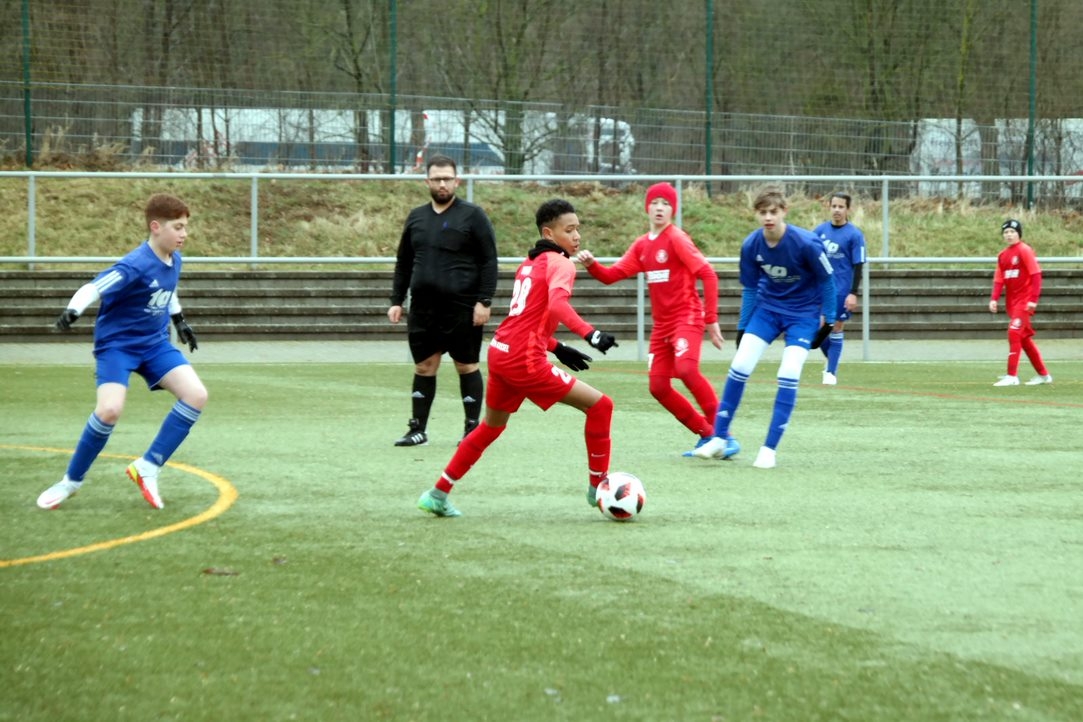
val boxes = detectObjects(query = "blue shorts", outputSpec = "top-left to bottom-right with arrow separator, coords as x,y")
745,308 -> 821,349
834,295 -> 852,323
95,341 -> 190,390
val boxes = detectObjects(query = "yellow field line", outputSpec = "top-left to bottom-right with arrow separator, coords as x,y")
0,445 -> 238,568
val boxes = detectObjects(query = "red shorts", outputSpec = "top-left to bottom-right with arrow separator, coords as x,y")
1007,305 -> 1035,337
647,323 -> 704,378
486,340 -> 575,413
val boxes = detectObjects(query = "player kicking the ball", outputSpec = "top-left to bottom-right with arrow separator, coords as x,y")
417,199 -> 619,517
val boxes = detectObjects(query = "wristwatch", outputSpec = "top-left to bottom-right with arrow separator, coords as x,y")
478,298 -> 492,308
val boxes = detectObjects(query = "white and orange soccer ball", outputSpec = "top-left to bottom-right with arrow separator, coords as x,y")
596,472 -> 645,522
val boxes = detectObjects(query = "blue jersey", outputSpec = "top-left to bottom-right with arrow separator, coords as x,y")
91,241 -> 182,353
813,221 -> 866,298
739,224 -> 834,319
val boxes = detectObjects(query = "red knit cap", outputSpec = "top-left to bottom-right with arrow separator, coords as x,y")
645,182 -> 678,215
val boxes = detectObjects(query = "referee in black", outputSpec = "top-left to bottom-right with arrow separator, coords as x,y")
388,154 -> 499,447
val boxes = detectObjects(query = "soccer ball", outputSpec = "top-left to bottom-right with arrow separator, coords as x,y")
596,472 -> 645,521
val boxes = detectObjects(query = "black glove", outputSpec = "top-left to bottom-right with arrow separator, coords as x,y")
553,342 -> 592,371
584,329 -> 618,354
810,322 -> 832,350
55,309 -> 79,331
172,312 -> 199,352
734,329 -> 744,348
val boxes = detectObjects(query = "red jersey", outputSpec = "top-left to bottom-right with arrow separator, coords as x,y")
585,224 -> 718,336
490,249 -> 593,377
991,241 -> 1042,309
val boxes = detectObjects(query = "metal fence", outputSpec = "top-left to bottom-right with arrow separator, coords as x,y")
2,170 -> 1081,361
5,170 -> 1083,261
6,82 -> 1083,206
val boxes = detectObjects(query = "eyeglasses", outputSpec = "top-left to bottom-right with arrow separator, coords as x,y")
427,176 -> 457,185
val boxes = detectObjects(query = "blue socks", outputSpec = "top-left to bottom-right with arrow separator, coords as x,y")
66,413 -> 115,481
826,332 -> 844,375
713,368 -> 750,438
145,400 -> 202,466
765,379 -> 799,449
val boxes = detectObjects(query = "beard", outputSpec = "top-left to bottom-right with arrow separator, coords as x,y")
429,187 -> 454,204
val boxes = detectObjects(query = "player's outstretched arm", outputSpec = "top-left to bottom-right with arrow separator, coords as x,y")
584,329 -> 618,354
53,282 -> 101,331
54,309 -> 79,331
552,342 -> 592,371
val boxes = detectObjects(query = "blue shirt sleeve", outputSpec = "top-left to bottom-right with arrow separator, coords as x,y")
821,276 -> 837,324
738,287 -> 758,330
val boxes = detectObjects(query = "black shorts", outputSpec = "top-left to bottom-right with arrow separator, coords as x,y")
406,305 -> 484,364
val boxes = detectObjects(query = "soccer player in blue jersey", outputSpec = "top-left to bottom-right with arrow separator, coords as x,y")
812,192 -> 866,385
36,193 -> 207,510
693,186 -> 835,469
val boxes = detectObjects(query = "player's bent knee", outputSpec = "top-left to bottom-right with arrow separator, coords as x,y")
185,386 -> 209,409
648,376 -> 672,399
588,393 -> 614,418
94,403 -> 124,425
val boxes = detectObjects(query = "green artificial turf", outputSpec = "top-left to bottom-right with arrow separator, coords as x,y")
2,360 -> 1081,721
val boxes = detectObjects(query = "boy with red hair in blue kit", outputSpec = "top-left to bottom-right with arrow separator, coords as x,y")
989,219 -> 1052,387
577,182 -> 739,459
37,193 -> 207,510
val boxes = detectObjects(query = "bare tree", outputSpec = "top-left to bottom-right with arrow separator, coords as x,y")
327,0 -> 389,170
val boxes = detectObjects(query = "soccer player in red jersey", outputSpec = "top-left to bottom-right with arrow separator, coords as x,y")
417,199 -> 619,517
577,182 -> 738,459
989,219 -> 1052,387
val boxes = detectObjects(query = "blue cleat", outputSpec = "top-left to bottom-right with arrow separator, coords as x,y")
686,434 -> 741,460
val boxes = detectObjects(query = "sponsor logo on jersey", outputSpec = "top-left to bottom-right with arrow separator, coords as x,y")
759,263 -> 791,279
646,269 -> 670,283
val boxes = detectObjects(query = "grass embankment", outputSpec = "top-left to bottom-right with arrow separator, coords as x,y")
2,175 -> 1082,261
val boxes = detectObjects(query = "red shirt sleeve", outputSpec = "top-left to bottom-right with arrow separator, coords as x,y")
547,255 -> 594,337
585,242 -> 642,284
1019,244 -> 1043,304
695,261 -> 719,324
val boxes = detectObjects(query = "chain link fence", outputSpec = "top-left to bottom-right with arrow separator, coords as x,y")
3,1 -> 1083,206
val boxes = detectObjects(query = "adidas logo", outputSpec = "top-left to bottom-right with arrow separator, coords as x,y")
149,280 -> 160,289
462,395 -> 477,403
411,391 -> 426,399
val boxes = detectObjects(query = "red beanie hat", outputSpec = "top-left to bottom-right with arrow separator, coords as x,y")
645,182 -> 678,215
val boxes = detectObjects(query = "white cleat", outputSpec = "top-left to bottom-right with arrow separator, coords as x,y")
1024,374 -> 1053,385
993,375 -> 1020,387
36,478 -> 82,509
126,458 -> 164,509
690,436 -> 727,460
822,371 -> 837,386
752,446 -> 776,469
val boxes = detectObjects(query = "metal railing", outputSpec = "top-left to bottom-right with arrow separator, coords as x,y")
3,171 -> 1081,361
5,170 -> 1083,262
